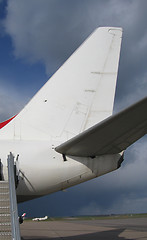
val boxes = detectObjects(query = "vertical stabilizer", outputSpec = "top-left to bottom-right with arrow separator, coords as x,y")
0,27 -> 122,142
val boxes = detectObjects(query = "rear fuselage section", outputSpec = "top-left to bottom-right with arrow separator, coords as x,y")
0,140 -> 123,202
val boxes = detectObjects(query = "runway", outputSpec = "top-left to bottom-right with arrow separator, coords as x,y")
20,218 -> 147,240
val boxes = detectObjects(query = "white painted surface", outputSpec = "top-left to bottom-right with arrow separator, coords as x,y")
0,27 -> 124,202
0,27 -> 122,142
0,139 -> 122,201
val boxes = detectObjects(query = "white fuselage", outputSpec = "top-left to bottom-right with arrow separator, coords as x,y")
0,140 -> 123,202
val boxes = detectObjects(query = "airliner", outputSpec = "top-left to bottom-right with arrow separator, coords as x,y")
0,27 -> 146,203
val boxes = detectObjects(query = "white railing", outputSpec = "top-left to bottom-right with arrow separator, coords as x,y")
7,152 -> 21,240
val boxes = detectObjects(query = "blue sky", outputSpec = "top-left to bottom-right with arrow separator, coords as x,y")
0,0 -> 147,217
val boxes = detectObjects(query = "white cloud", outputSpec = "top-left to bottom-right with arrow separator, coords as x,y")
3,0 -> 147,112
4,0 -> 80,74
3,0 -> 145,75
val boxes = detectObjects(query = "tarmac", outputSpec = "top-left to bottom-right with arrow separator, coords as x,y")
20,218 -> 147,240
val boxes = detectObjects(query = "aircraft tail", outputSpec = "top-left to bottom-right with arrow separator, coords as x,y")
0,27 -> 122,142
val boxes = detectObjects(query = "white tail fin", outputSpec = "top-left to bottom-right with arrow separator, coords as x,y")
0,27 -> 122,142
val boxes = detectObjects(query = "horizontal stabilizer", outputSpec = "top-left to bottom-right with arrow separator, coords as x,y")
56,97 -> 147,157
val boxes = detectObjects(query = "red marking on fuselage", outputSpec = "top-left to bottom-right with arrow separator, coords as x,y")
0,115 -> 17,129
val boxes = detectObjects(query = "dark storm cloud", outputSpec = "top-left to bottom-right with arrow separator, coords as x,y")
75,138 -> 147,215
19,138 -> 147,217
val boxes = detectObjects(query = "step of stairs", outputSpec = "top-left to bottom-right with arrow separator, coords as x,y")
0,181 -> 12,240
0,153 -> 21,240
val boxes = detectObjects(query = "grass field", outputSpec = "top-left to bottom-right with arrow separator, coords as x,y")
25,213 -> 147,221
59,213 -> 147,221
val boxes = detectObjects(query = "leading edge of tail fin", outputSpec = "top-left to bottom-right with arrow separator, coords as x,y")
0,27 -> 122,141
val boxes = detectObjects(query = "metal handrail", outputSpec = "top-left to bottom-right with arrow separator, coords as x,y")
7,152 -> 21,240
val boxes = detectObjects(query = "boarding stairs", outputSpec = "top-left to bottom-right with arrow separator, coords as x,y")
0,153 -> 21,240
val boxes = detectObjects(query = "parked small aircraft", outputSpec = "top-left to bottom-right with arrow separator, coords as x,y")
0,27 -> 146,203
32,216 -> 48,221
